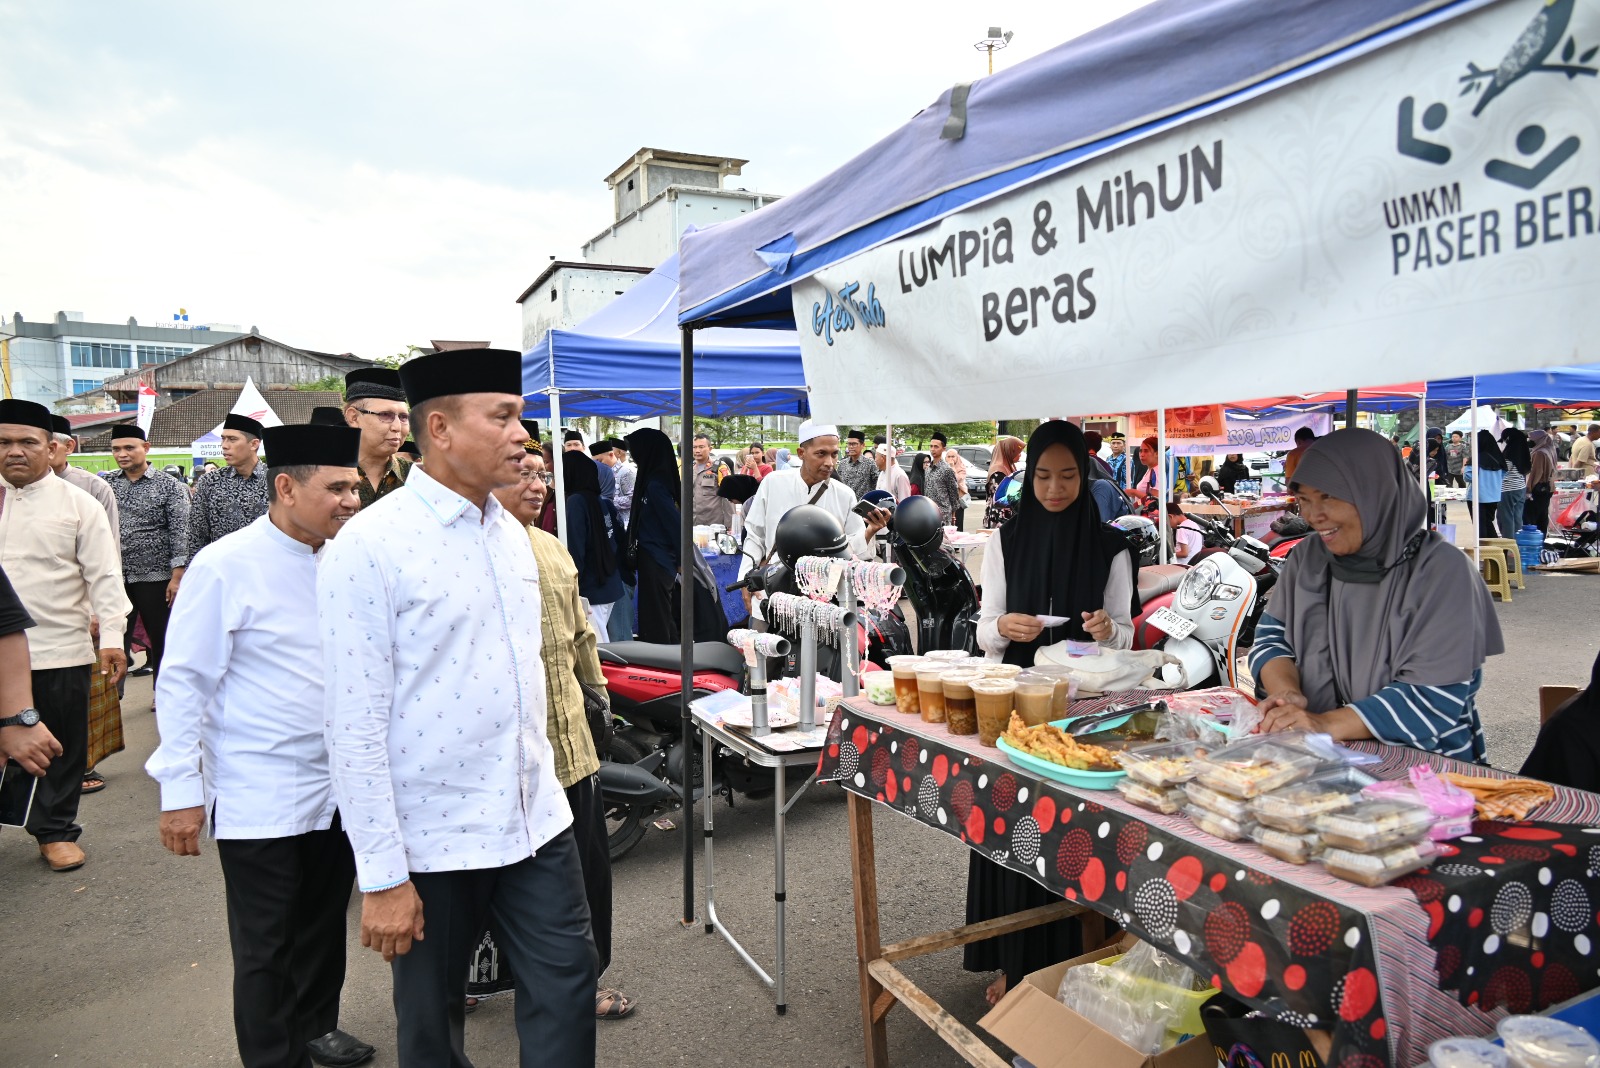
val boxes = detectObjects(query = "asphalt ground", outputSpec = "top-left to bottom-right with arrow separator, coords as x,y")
1,534 -> 1590,1068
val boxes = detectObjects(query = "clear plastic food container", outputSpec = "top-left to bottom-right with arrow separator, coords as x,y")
1320,839 -> 1437,887
1250,825 -> 1321,865
1182,779 -> 1253,823
1117,740 -> 1209,788
1430,1038 -> 1511,1068
1315,799 -> 1434,852
1250,768 -> 1374,834
1498,1016 -> 1600,1068
1193,734 -> 1327,799
1184,804 -> 1254,842
1116,778 -> 1188,815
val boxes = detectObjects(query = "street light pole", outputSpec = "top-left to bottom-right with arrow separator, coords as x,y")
975,26 -> 1013,75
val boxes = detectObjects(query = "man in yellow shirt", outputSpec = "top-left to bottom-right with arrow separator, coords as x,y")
1570,424 -> 1600,479
474,442 -> 636,1020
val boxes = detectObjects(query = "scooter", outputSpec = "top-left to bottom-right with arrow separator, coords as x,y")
887,494 -> 981,655
1131,498 -> 1279,688
599,639 -> 790,861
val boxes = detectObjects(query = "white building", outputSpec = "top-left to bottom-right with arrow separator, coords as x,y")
2,311 -> 247,409
515,148 -> 780,352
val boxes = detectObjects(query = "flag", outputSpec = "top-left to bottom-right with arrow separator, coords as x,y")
136,380 -> 158,434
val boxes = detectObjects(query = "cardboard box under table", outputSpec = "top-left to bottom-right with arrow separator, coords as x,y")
980,939 -> 1216,1068
820,694 -> 1600,1068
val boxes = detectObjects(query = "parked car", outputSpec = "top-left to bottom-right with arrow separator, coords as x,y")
895,444 -> 995,499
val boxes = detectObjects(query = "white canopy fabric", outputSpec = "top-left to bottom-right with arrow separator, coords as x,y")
688,0 -> 1600,425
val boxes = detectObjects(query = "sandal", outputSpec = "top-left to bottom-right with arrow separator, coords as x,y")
81,770 -> 107,795
595,988 -> 636,1019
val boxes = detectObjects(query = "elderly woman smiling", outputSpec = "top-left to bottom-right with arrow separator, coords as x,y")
1249,429 -> 1503,760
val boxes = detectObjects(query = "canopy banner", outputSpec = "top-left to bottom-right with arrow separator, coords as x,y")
1130,405 -> 1226,441
1169,411 -> 1333,455
789,0 -> 1600,425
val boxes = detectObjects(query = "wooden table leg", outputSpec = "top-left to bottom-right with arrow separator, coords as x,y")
848,792 -> 889,1068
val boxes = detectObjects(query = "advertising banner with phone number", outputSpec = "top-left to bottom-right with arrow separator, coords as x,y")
789,0 -> 1600,425
1169,411 -> 1334,456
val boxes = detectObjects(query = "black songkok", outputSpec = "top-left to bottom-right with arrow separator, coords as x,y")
309,407 -> 346,427
396,349 -> 521,407
110,424 -> 147,442
0,399 -> 54,433
589,440 -> 614,458
223,413 -> 265,439
50,415 -> 72,437
263,424 -> 360,468
344,367 -> 406,403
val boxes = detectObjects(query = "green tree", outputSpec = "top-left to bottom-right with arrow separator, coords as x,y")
296,373 -> 346,393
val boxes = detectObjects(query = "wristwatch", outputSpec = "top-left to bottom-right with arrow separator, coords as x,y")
0,708 -> 41,728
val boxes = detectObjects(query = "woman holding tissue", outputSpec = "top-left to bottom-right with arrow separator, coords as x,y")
969,421 -> 1136,1006
1250,429 -> 1503,760
977,421 -> 1136,663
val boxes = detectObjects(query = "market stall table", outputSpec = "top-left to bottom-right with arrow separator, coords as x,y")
1180,498 -> 1294,541
691,702 -> 829,1014
822,694 -> 1600,1068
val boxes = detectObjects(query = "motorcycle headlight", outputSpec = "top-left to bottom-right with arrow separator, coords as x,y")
1177,558 -> 1222,611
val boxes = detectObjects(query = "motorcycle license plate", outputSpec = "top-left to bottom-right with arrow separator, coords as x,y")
1148,606 -> 1198,641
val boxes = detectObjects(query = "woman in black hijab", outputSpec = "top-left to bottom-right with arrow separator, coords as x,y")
908,452 -> 929,495
967,422 -> 1136,1006
976,420 -> 1136,663
1474,429 -> 1506,537
1215,453 -> 1252,493
562,451 -> 624,629
624,428 -> 728,643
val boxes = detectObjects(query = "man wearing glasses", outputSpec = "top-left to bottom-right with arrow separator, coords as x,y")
342,368 -> 413,507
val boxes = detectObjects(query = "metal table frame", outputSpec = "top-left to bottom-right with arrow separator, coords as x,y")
693,709 -> 823,1015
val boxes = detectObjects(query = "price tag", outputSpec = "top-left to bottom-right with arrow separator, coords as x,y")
1148,606 -> 1198,641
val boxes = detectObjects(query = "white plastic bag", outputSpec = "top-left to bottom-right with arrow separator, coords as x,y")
1032,646 -> 1183,693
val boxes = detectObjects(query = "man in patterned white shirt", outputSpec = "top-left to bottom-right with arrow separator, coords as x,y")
320,348 -> 595,1068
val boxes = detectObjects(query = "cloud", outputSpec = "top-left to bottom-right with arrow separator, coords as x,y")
0,0 -> 1143,355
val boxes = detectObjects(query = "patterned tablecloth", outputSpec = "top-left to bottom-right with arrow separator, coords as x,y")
820,694 -> 1600,1068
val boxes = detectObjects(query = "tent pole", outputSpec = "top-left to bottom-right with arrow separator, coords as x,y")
1470,380 -> 1479,563
679,326 -> 697,928
1347,389 -> 1359,430
1158,409 -> 1168,566
550,390 -> 569,549
1418,393 -> 1428,524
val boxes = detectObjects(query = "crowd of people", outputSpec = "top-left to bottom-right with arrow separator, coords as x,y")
0,352 -> 644,1068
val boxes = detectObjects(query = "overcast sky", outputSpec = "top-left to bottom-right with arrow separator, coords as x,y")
0,0 -> 1142,357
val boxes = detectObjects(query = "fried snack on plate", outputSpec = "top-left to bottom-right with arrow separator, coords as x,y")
1000,712 -> 1120,771
1440,773 -> 1555,821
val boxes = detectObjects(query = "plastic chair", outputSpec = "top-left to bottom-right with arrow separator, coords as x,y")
1480,538 -> 1526,590
1479,552 -> 1512,602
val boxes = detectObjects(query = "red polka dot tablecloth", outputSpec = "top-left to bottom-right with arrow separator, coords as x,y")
821,696 -> 1600,1068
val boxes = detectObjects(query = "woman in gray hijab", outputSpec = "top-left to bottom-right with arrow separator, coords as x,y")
1248,429 -> 1503,760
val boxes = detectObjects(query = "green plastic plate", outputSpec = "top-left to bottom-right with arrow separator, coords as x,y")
995,736 -> 1127,791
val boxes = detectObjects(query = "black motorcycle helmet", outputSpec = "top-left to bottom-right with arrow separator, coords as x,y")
773,504 -> 849,566
893,495 -> 943,553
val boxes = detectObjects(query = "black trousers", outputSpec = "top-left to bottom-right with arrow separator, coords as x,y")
395,830 -> 597,1068
1478,502 -> 1500,538
124,580 -> 172,679
1528,485 -> 1554,533
216,818 -> 356,1068
26,665 -> 90,844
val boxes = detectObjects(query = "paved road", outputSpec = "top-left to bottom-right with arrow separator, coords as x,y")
1,566 -> 1589,1067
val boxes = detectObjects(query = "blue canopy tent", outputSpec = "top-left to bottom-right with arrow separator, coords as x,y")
657,0 -> 1600,994
521,252 -> 807,422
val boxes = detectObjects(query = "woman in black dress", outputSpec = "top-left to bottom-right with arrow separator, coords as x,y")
623,428 -> 728,644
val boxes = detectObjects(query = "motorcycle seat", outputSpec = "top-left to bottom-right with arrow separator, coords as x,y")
1136,564 -> 1188,600
597,641 -> 746,677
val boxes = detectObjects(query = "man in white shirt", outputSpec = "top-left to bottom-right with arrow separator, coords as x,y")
873,443 -> 911,502
147,423 -> 376,1068
0,399 -> 130,872
739,420 -> 892,614
320,349 -> 595,1068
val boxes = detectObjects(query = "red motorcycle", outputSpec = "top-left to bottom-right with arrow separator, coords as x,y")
599,640 -> 808,861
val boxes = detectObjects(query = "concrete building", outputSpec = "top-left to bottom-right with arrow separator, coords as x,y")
515,148 -> 780,351
1,311 -> 248,408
